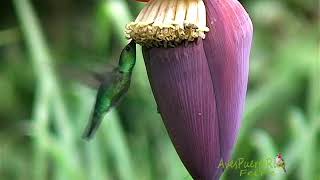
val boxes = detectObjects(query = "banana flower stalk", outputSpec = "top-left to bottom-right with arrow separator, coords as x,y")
126,0 -> 253,179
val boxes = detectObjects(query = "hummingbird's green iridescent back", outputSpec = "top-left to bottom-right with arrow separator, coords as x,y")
83,41 -> 136,139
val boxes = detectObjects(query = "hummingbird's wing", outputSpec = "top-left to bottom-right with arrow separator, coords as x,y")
58,61 -> 117,89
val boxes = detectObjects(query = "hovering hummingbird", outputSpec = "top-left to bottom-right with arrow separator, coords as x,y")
275,153 -> 287,173
82,40 -> 136,140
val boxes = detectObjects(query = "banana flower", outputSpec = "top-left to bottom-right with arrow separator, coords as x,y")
126,0 -> 253,179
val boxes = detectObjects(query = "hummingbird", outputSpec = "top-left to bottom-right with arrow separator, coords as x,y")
82,40 -> 136,140
275,153 -> 287,173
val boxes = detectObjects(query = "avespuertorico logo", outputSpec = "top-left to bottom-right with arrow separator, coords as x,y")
217,153 -> 287,176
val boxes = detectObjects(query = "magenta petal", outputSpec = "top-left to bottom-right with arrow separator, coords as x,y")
143,42 -> 221,179
203,0 -> 253,168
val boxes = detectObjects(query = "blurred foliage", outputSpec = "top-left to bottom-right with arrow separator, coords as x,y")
0,0 -> 319,180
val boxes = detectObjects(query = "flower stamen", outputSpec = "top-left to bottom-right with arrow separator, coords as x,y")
125,0 -> 210,47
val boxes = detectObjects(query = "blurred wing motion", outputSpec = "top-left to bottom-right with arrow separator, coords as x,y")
82,41 -> 136,140
58,55 -> 117,89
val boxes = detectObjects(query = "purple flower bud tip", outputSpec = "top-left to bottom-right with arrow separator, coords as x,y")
128,0 -> 253,179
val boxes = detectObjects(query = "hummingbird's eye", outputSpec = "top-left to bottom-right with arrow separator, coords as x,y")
125,46 -> 130,51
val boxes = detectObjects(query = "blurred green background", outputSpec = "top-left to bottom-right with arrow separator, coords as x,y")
0,0 -> 319,180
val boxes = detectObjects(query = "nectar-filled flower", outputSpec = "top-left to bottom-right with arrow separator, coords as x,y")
126,0 -> 209,47
127,0 -> 253,179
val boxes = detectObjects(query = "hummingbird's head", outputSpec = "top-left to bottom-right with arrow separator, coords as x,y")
119,40 -> 136,73
277,153 -> 282,159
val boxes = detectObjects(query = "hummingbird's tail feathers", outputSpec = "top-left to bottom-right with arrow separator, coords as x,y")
82,114 -> 104,140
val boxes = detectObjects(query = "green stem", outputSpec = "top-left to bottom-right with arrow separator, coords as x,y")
12,1 -> 54,179
300,55 -> 320,180
234,66 -> 304,157
101,111 -> 135,180
13,0 -> 83,179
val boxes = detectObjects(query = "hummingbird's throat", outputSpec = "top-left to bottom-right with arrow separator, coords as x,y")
125,0 -> 210,48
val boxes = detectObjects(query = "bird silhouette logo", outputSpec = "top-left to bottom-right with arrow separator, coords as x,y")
275,153 -> 287,173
